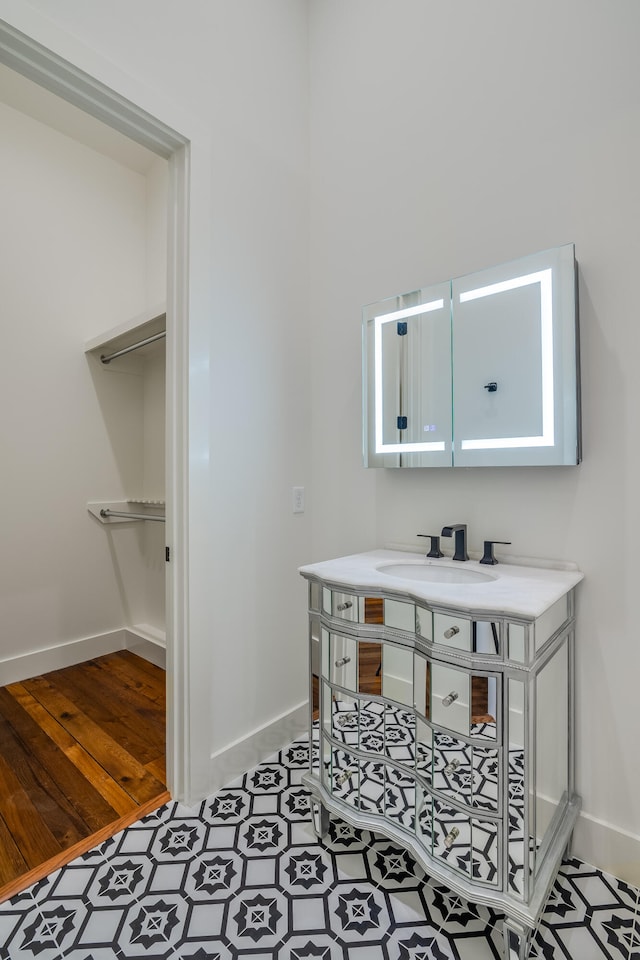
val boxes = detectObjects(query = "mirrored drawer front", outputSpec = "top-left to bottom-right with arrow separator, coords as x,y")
325,589 -> 359,622
326,744 -> 416,831
417,789 -> 500,887
431,731 -> 500,813
433,614 -> 501,655
433,613 -> 471,651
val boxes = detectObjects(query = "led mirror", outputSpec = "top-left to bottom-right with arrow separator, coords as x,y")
363,243 -> 580,468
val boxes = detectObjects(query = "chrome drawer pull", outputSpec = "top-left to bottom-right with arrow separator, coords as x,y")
442,691 -> 459,707
336,601 -> 353,612
334,656 -> 351,667
444,759 -> 460,775
443,625 -> 460,640
444,827 -> 460,849
335,768 -> 354,785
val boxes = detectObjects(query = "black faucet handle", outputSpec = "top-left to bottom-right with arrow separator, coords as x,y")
417,534 -> 444,558
480,540 -> 511,565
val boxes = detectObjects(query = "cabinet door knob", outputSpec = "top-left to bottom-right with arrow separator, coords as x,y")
335,768 -> 354,785
444,759 -> 461,775
336,600 -> 353,611
442,691 -> 459,707
443,625 -> 460,640
444,826 -> 460,849
334,656 -> 351,667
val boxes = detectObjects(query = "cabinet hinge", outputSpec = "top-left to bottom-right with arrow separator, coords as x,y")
397,321 -> 407,335
397,416 -> 408,430
165,546 -> 171,562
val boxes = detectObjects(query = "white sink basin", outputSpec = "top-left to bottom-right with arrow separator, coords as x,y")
377,561 -> 496,584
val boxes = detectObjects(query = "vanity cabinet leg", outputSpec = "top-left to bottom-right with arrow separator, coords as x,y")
503,918 -> 533,960
312,802 -> 329,838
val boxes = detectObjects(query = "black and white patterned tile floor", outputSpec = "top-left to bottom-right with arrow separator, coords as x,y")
1,733 -> 638,959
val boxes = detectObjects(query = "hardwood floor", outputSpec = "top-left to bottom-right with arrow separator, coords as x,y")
0,650 -> 169,903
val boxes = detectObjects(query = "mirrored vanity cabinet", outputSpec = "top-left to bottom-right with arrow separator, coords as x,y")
363,243 -> 581,468
300,550 -> 583,960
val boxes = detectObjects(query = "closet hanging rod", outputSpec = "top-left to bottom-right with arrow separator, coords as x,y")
100,330 -> 166,364
100,509 -> 165,522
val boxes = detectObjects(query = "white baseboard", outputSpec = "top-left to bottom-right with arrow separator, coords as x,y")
0,627 -> 167,685
573,810 -> 640,887
0,629 -> 128,685
209,700 -> 309,792
125,626 -> 166,669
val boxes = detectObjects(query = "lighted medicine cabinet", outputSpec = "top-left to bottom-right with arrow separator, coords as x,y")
362,243 -> 581,468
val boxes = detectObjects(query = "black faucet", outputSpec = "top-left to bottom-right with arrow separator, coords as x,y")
441,523 -> 469,561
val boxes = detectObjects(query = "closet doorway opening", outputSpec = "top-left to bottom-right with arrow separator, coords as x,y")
0,21 -> 194,899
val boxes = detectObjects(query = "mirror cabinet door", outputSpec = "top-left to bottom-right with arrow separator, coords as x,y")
432,732 -> 472,807
452,243 -> 578,467
332,748 -> 360,809
363,281 -> 453,467
471,818 -> 499,886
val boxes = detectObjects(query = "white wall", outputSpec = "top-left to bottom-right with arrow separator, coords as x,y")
308,0 -> 640,881
0,98 -> 153,663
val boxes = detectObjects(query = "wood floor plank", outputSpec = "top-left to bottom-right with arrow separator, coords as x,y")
145,756 -> 166,783
20,676 -> 166,805
0,813 -> 28,886
8,683 -> 137,817
99,650 -> 166,709
43,662 -> 164,765
0,750 -> 62,868
0,701 -> 88,848
0,687 -> 120,831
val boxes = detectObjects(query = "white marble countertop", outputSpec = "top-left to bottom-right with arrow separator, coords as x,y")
299,549 -> 583,620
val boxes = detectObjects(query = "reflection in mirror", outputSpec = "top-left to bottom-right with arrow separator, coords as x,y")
322,681 -> 332,744
330,634 -> 357,689
358,641 -> 382,696
416,605 -> 431,641
471,819 -> 499,886
382,644 -> 414,707
433,733 -> 472,807
384,705 -> 415,765
310,617 -> 321,721
433,800 -> 471,877
321,627 -> 330,679
358,699 -> 386,755
472,746 -> 499,813
332,748 -> 359,808
320,736 -> 331,789
359,596 -> 384,624
471,675 -> 497,740
414,653 -> 430,718
535,642 -> 569,867
332,694 -> 359,748
309,581 -> 322,612
415,719 -> 432,782
416,784 -> 433,853
358,758 -> 385,816
431,663 -> 470,736
507,678 -> 527,898
473,620 -> 500,656
385,598 -> 415,632
386,765 -> 416,832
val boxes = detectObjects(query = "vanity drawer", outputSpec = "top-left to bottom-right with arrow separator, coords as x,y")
433,613 -> 471,651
